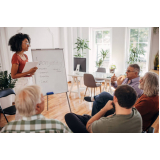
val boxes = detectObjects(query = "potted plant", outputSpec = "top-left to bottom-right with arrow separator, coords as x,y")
109,65 -> 116,73
127,47 -> 145,65
74,37 -> 90,58
154,52 -> 159,70
96,49 -> 109,68
0,70 -> 17,109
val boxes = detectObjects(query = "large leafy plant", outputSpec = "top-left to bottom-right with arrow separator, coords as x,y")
127,47 -> 145,64
96,49 -> 109,67
74,37 -> 90,57
0,71 -> 17,90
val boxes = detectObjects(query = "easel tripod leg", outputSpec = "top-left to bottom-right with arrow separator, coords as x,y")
66,92 -> 72,113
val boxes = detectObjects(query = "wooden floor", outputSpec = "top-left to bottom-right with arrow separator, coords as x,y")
0,82 -> 93,127
0,82 -> 159,133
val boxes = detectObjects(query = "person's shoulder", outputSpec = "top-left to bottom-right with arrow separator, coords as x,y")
0,120 -> 20,133
132,108 -> 142,117
12,53 -> 18,59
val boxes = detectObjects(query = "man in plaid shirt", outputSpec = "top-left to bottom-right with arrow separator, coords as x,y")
1,85 -> 71,133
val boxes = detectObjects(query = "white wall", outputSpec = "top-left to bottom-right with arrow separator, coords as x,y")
112,27 -> 126,76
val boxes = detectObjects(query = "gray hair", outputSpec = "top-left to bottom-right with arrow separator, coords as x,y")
143,72 -> 159,96
129,64 -> 140,74
15,85 -> 42,117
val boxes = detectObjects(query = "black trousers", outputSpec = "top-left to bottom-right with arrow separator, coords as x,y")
65,108 -> 115,133
65,113 -> 91,133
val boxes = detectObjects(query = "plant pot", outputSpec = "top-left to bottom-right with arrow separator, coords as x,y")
110,69 -> 115,73
154,67 -> 157,70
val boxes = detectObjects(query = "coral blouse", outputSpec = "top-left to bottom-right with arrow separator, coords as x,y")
11,53 -> 31,77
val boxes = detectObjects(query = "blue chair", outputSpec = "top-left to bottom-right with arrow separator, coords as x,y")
0,88 -> 16,123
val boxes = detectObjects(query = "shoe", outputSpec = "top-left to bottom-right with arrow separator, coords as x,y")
84,96 -> 94,102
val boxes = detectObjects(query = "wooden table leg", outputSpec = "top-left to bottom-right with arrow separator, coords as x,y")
69,76 -> 75,96
76,77 -> 81,98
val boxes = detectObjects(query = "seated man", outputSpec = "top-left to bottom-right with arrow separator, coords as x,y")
1,85 -> 71,133
65,85 -> 142,133
85,64 -> 143,116
135,71 -> 159,131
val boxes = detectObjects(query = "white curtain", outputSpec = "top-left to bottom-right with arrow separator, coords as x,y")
59,27 -> 82,82
0,27 -> 11,72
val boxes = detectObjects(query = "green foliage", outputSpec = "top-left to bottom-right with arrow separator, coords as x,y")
154,52 -> 159,67
0,71 -> 17,90
110,65 -> 116,69
127,47 -> 145,64
96,58 -> 103,68
96,49 -> 109,68
74,37 -> 90,57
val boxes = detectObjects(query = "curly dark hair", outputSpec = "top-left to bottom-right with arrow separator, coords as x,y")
114,85 -> 137,109
8,33 -> 31,52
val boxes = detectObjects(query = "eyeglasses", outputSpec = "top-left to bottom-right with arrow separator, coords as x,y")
23,42 -> 30,46
126,70 -> 135,73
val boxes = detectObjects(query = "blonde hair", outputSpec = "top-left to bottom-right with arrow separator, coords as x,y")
143,72 -> 159,97
15,85 -> 42,117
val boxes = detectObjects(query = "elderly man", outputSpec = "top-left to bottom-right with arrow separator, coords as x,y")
85,64 -> 143,116
1,85 -> 71,133
135,72 -> 159,131
65,85 -> 142,133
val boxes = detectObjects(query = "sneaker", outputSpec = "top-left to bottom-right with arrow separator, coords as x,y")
84,96 -> 94,102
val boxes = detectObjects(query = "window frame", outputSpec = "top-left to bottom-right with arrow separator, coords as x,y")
91,27 -> 112,71
125,27 -> 151,75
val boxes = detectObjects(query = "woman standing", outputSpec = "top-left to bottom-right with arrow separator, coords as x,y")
8,33 -> 38,120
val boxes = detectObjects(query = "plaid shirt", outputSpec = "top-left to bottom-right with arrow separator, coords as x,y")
0,114 -> 72,133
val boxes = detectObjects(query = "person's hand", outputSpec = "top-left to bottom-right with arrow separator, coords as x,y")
102,100 -> 113,113
28,67 -> 38,75
117,76 -> 125,86
111,74 -> 117,83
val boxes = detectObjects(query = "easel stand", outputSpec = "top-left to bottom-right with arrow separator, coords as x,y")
46,92 -> 72,112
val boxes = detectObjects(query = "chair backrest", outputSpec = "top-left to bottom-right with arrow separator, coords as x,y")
146,112 -> 159,131
0,88 -> 15,98
96,67 -> 106,73
84,74 -> 97,87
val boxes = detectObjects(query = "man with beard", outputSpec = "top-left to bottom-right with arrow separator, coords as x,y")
135,71 -> 159,131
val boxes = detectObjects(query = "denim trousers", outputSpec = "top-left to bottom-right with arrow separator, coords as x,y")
91,91 -> 114,116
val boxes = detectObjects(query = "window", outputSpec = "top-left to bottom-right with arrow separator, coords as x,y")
91,28 -> 112,72
126,27 -> 151,75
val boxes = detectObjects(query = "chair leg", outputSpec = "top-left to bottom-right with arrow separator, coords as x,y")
2,112 -> 9,123
100,86 -> 101,93
84,87 -> 88,100
0,106 -> 9,123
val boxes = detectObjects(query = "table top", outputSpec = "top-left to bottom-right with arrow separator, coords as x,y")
68,71 -> 112,80
150,69 -> 159,75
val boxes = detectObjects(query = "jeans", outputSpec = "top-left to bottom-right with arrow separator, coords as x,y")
65,113 -> 91,133
92,91 -> 114,116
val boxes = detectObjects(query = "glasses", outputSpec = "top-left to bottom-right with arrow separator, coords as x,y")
23,42 -> 30,46
126,70 -> 135,73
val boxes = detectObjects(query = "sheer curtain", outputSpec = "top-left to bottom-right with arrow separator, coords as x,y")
59,27 -> 81,82
0,27 -> 11,72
